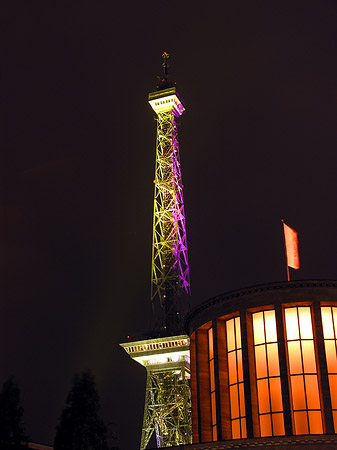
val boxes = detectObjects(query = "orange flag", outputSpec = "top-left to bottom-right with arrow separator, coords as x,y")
283,221 -> 300,270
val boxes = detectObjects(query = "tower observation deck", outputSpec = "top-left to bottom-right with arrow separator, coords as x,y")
120,53 -> 192,449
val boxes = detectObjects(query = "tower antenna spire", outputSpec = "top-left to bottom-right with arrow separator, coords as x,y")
158,51 -> 173,90
162,51 -> 169,76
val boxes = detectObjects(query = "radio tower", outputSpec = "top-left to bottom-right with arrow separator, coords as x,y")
121,53 -> 192,449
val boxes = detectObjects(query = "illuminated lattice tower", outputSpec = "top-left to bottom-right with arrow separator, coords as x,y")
121,53 -> 192,449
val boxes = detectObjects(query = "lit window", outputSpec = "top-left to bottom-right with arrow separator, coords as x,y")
321,306 -> 337,431
252,310 -> 285,436
226,317 -> 247,439
208,327 -> 217,440
284,307 -> 323,434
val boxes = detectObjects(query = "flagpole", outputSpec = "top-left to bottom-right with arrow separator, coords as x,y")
281,219 -> 290,281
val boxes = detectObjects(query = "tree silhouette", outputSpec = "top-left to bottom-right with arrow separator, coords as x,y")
54,370 -> 111,450
0,376 -> 29,449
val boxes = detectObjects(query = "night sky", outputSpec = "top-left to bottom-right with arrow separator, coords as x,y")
2,2 -> 337,449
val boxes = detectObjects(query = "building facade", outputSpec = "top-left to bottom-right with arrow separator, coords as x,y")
182,280 -> 337,450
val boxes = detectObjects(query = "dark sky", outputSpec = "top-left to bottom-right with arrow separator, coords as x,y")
1,2 -> 337,449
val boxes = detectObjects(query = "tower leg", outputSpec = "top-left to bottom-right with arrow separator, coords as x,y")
140,373 -> 156,450
140,366 -> 192,449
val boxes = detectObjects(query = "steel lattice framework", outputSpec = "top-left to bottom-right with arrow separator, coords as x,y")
120,336 -> 192,449
141,366 -> 191,448
150,104 -> 190,334
121,54 -> 192,449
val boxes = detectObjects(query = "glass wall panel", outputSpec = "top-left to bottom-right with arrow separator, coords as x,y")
260,414 -> 272,436
252,310 -> 285,436
226,320 -> 235,352
322,308 -> 334,338
211,393 -> 216,422
257,379 -> 270,414
255,345 -> 267,379
269,378 -> 283,411
294,411 -> 309,434
305,375 -> 320,410
230,385 -> 239,418
226,316 -> 246,439
231,419 -> 240,439
210,359 -> 215,392
288,341 -> 302,374
208,327 -> 214,359
265,310 -> 278,342
228,352 -> 237,385
321,306 -> 337,432
212,422 -> 217,441
302,341 -> 317,373
329,375 -> 337,410
325,341 -> 337,372
237,350 -> 243,381
291,376 -> 306,410
241,418 -> 247,438
298,307 -> 313,339
235,317 -> 242,348
285,308 -> 300,340
253,313 -> 265,345
267,343 -> 280,377
272,413 -> 285,436
285,306 -> 323,434
308,411 -> 323,434
239,384 -> 245,415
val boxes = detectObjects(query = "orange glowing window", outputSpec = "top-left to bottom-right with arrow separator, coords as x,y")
252,310 -> 285,436
284,307 -> 323,435
226,317 -> 247,439
321,306 -> 337,432
208,327 -> 217,441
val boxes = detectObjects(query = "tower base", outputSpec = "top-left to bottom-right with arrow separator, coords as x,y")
121,335 -> 192,449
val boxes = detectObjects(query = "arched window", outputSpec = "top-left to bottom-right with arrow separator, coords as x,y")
252,310 -> 285,436
226,316 -> 247,438
284,306 -> 323,434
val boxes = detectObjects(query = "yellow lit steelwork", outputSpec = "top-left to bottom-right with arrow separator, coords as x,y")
121,54 -> 192,449
149,84 -> 190,335
120,336 -> 191,449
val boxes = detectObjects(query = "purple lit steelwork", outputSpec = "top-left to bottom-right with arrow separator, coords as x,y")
149,87 -> 190,335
